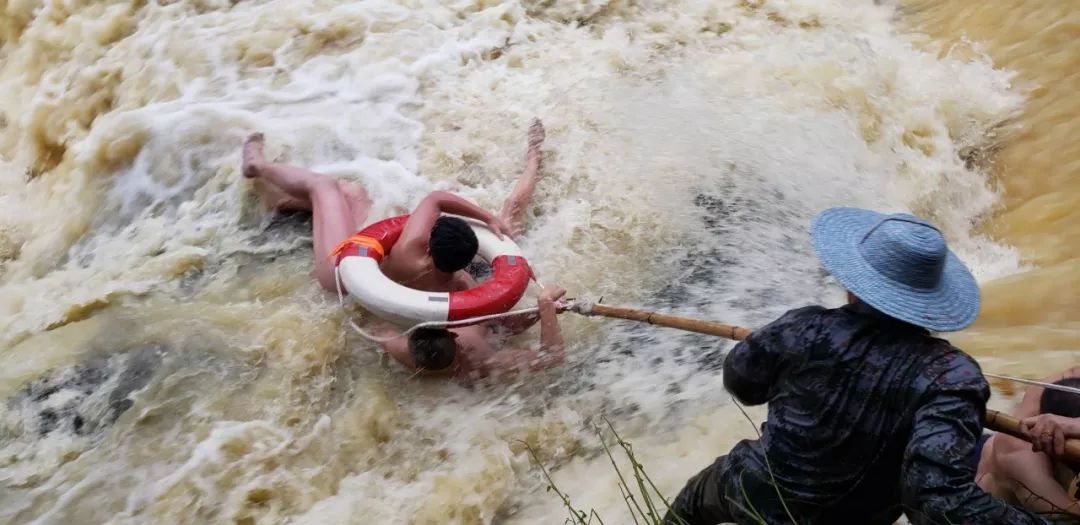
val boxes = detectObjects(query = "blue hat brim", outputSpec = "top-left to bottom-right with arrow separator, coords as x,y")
810,208 -> 981,332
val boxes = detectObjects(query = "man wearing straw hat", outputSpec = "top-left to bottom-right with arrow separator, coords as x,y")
664,208 -> 1047,524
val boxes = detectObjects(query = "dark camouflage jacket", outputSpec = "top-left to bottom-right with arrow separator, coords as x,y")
721,303 -> 1047,524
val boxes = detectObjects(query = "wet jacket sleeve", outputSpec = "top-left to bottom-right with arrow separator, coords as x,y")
723,307 -> 821,406
901,356 -> 1048,525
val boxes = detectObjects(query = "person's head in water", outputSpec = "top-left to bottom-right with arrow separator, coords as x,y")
429,217 -> 478,273
1040,378 -> 1080,418
408,328 -> 457,371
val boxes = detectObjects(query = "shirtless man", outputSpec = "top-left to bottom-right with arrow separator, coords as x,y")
374,283 -> 567,380
242,119 -> 567,378
977,367 -> 1080,517
242,121 -> 548,293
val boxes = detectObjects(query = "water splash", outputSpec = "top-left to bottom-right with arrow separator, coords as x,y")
0,0 -> 1051,523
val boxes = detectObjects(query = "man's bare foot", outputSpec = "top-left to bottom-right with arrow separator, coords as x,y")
527,118 -> 545,161
242,132 -> 266,179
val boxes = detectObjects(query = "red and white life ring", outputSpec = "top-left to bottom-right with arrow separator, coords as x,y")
333,215 -> 532,326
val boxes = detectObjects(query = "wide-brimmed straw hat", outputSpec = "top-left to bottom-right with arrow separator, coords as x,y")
810,207 -> 980,332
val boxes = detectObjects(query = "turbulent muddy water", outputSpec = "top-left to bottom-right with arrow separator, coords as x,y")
0,0 -> 1075,523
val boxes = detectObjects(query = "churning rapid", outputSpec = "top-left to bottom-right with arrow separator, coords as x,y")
0,0 -> 1075,523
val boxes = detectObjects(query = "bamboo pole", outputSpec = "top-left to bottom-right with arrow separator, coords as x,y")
570,302 -> 1080,462
578,303 -> 753,341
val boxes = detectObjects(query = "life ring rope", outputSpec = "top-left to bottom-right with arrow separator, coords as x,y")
334,265 -> 546,343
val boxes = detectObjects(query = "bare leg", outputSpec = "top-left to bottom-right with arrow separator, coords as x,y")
498,118 -> 545,239
254,178 -> 370,228
253,178 -> 312,212
340,181 -> 373,231
243,133 -> 369,291
246,134 -> 372,222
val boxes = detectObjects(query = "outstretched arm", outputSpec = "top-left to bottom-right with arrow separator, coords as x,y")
495,310 -> 541,335
480,286 -> 567,374
535,286 -> 566,356
722,306 -> 823,405
495,277 -> 564,335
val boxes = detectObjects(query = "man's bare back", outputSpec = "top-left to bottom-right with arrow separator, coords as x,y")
380,254 -> 474,293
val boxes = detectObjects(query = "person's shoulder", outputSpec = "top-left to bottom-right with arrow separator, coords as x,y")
752,305 -> 828,336
787,304 -> 830,316
773,304 -> 829,324
775,304 -> 871,331
923,338 -> 981,370
918,341 -> 989,395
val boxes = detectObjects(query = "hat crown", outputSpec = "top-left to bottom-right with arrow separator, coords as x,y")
857,215 -> 947,290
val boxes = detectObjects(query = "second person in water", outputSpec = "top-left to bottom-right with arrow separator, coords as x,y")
242,119 -> 566,379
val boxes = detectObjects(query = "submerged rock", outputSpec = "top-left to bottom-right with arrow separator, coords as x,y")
6,344 -> 163,440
